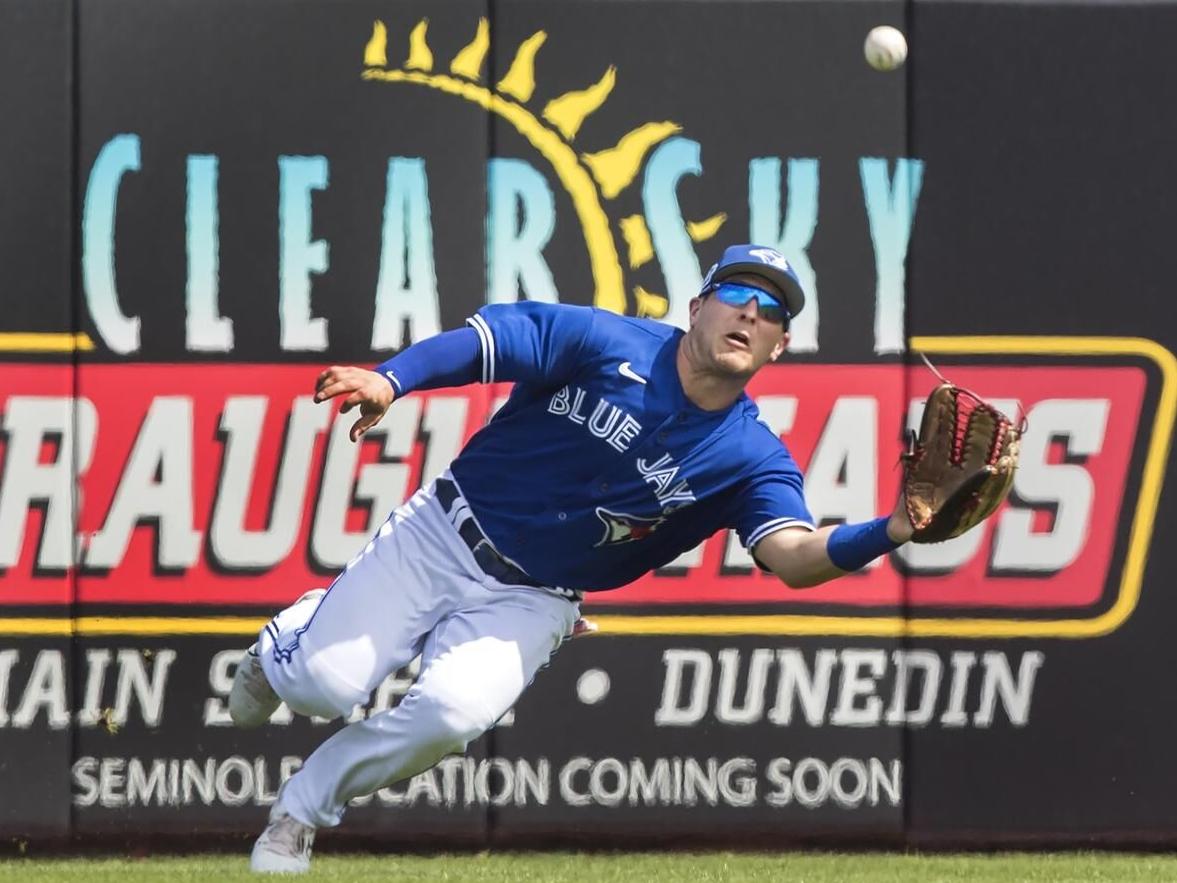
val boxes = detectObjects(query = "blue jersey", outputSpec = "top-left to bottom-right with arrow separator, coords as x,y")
450,302 -> 814,591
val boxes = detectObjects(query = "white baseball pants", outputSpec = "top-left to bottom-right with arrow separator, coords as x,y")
257,475 -> 579,828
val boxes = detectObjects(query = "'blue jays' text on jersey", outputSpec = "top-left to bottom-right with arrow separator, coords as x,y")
449,302 -> 814,591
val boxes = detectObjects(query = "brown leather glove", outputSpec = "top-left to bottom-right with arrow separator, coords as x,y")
902,382 -> 1022,543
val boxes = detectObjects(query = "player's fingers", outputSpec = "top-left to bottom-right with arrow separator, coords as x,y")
570,616 -> 599,639
339,390 -> 365,414
314,366 -> 343,391
349,411 -> 381,443
314,379 -> 356,403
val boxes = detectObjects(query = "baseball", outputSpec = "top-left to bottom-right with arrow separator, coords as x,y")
864,25 -> 907,72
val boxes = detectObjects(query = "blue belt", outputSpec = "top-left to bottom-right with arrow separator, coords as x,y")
435,476 -> 552,592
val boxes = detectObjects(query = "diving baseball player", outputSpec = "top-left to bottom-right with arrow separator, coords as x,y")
233,245 -> 917,872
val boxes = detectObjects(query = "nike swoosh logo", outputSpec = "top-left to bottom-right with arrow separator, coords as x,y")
618,361 -> 647,384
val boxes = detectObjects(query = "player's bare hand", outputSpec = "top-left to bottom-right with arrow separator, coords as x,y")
313,366 -> 396,442
570,616 -> 599,639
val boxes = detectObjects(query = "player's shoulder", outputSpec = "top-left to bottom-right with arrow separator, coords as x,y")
585,308 -> 679,344
478,300 -> 595,324
581,312 -> 679,368
473,300 -> 597,348
478,301 -> 672,343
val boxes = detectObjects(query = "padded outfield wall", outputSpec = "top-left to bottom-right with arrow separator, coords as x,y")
2,0 -> 1176,845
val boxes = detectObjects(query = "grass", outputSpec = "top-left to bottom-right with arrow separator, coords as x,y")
3,852 -> 1177,882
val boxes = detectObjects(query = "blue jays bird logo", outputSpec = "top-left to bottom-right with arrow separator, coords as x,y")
594,507 -> 666,546
748,247 -> 790,272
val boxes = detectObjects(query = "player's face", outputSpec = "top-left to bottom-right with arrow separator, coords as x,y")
687,276 -> 790,378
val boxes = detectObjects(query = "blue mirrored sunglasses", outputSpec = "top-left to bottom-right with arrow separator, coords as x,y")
708,282 -> 790,324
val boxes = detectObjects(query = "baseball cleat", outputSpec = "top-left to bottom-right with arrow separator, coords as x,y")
250,803 -> 315,874
229,643 -> 280,729
230,588 -> 327,728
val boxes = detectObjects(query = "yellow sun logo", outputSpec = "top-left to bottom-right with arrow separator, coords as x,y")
361,17 -> 728,319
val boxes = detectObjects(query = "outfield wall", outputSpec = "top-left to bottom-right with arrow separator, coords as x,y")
3,0 -> 1177,846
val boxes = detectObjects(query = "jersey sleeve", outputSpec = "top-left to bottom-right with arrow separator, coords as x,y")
733,456 -> 816,555
465,302 -> 595,386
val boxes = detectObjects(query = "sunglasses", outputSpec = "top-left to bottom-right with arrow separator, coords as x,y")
707,282 -> 790,325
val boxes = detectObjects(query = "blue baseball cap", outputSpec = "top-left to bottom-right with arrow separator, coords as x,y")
700,244 -> 806,319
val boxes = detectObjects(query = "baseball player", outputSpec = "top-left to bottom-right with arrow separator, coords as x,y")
233,244 -> 916,873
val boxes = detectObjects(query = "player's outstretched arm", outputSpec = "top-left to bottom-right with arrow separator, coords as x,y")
314,366 -> 395,442
754,506 -> 914,589
314,326 -> 484,443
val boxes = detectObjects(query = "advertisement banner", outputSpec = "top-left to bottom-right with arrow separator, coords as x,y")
1,355 -> 1167,639
0,632 -> 1046,841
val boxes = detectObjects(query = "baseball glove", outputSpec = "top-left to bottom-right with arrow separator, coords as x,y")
901,381 -> 1022,543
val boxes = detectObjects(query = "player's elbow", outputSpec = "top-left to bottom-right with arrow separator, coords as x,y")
755,530 -> 840,590
776,569 -> 827,590
769,557 -> 841,590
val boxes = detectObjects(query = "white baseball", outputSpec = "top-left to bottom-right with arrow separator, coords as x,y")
576,668 -> 611,705
864,25 -> 908,72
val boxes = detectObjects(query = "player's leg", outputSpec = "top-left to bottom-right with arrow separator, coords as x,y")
238,539 -> 442,875
275,584 -> 577,830
231,485 -> 464,727
230,536 -> 420,726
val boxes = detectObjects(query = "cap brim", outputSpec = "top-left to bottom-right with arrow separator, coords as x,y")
714,261 -> 805,318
